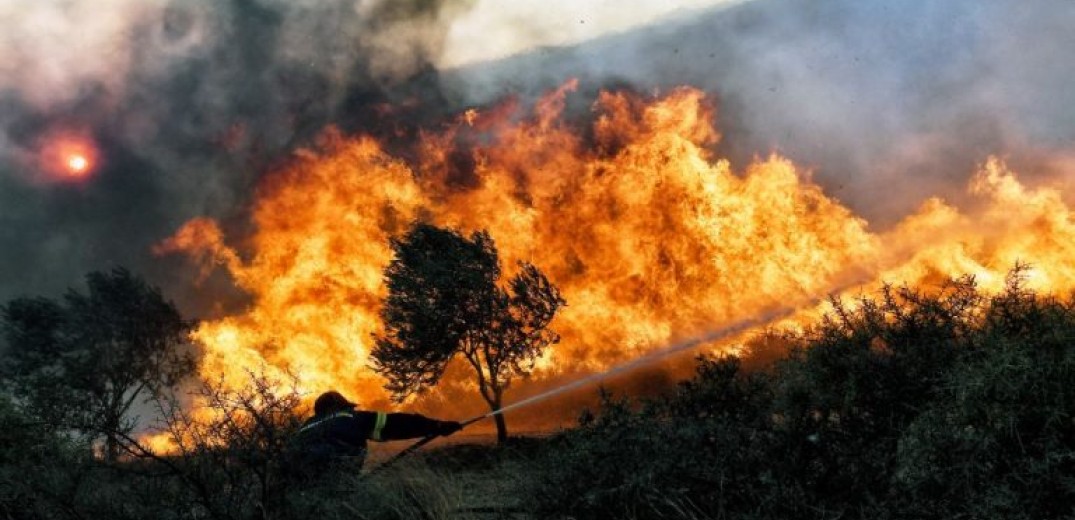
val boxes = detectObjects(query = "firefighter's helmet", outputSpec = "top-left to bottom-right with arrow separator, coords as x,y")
313,390 -> 357,415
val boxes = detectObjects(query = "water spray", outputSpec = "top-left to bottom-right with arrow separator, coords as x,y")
361,251 -> 915,474
366,266 -> 889,475
367,296 -> 818,474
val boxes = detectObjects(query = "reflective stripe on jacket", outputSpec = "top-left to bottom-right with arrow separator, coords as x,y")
292,408 -> 448,471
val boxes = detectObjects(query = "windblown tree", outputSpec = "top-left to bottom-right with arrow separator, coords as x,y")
0,268 -> 194,461
372,223 -> 565,443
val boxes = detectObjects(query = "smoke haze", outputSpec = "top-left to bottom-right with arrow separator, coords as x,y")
2,0 -> 1073,317
441,0 -> 1075,223
0,0 -> 474,308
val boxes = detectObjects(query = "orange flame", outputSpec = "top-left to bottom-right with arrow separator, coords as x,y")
160,83 -> 1075,425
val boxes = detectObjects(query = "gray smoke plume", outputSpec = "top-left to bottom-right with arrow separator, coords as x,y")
0,0 -> 472,311
2,0 -> 1074,315
441,0 -> 1075,225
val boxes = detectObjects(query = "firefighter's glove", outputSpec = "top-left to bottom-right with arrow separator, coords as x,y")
436,421 -> 463,436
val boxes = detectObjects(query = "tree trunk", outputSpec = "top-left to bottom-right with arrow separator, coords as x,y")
493,409 -> 508,444
105,432 -> 120,462
104,412 -> 121,462
491,393 -> 508,444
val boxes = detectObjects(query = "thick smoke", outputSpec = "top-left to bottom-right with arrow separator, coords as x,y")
440,0 -> 1075,226
3,0 -> 1074,313
0,0 -> 472,310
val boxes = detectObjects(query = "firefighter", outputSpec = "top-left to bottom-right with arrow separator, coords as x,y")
291,390 -> 462,473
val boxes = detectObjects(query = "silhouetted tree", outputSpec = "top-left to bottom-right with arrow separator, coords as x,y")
372,223 -> 565,443
0,267 -> 194,461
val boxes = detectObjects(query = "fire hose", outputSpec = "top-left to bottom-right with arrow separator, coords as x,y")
366,299 -> 803,476
367,271 -> 882,476
368,413 -> 491,474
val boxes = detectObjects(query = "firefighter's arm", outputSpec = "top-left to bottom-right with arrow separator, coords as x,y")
367,412 -> 462,441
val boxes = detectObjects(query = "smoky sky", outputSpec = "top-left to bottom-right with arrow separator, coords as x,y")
2,0 -> 1075,315
442,0 -> 1075,223
0,0 -> 472,312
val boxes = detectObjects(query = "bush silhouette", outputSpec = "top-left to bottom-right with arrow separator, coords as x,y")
528,266 -> 1075,519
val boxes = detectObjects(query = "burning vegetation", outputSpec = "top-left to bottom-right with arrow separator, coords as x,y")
149,82 -> 1075,429
5,78 -> 1075,520
3,1 -> 1075,518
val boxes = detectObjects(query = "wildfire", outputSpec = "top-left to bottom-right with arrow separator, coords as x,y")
158,82 -> 1075,426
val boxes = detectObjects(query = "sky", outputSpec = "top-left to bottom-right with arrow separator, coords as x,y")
438,0 -> 740,67
0,0 -> 736,107
1,0 -> 1074,314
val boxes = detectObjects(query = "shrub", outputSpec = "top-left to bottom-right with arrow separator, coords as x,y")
894,273 -> 1075,519
0,394 -> 98,520
527,267 -> 1075,519
528,357 -> 778,519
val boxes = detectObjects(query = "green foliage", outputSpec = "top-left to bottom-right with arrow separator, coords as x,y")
126,371 -> 306,520
894,271 -> 1075,519
0,268 -> 194,460
0,395 -> 87,520
765,276 -> 983,514
0,369 -> 475,520
373,223 -> 565,442
5,264 -> 1075,519
288,464 -> 473,520
126,368 -> 479,520
530,359 -> 780,519
527,266 -> 1075,519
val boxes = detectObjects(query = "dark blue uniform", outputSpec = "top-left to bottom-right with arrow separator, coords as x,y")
292,408 -> 458,471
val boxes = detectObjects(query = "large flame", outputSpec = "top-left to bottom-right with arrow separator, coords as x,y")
159,81 -> 1075,421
